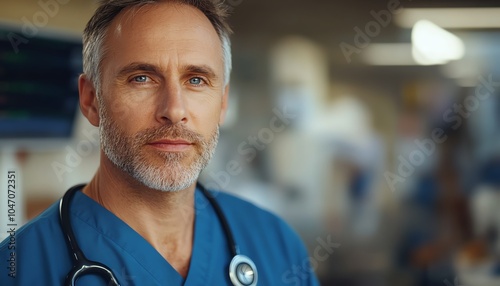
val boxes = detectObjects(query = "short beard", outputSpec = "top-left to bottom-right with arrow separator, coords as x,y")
98,102 -> 219,192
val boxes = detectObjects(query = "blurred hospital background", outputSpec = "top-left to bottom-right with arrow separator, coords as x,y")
2,0 -> 500,285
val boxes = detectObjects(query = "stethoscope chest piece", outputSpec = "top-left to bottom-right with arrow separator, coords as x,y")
229,254 -> 258,286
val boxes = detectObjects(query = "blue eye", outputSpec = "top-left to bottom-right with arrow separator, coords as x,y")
189,77 -> 204,85
133,75 -> 148,83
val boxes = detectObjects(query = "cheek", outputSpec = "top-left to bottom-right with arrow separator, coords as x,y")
101,85 -> 157,124
187,96 -> 223,124
105,98 -> 132,123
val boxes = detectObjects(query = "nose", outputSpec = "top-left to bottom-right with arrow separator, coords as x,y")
155,81 -> 187,125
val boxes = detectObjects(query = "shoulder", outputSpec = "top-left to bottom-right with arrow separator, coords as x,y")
209,190 -> 320,285
212,190 -> 294,233
0,200 -> 62,249
0,201 -> 70,285
210,190 -> 308,258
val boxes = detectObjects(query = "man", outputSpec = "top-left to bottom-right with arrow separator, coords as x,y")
0,0 -> 320,285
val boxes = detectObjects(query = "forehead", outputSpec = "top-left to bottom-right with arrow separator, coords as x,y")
101,2 -> 223,75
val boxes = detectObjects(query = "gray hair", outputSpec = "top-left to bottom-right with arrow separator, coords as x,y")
82,0 -> 233,93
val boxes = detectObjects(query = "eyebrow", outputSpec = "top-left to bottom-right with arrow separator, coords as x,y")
116,62 -> 161,78
116,62 -> 219,81
183,64 -> 219,81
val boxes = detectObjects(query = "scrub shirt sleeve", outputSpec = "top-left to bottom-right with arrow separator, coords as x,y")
277,219 -> 321,286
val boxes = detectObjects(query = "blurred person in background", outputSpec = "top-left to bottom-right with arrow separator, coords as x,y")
396,104 -> 474,285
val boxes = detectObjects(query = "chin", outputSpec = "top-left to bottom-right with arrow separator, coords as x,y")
142,178 -> 196,193
131,162 -> 200,193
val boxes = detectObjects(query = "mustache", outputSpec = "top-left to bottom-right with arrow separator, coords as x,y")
134,124 -> 204,145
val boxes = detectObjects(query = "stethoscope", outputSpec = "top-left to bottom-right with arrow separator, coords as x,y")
59,183 -> 258,286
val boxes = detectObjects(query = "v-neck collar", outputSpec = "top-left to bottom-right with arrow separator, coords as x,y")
70,185 -> 216,285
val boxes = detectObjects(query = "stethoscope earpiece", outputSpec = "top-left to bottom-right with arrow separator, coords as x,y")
229,254 -> 258,286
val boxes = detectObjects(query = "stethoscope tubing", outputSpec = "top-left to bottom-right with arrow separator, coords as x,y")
58,183 -> 257,286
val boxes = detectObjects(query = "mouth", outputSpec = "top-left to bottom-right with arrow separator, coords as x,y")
147,139 -> 194,152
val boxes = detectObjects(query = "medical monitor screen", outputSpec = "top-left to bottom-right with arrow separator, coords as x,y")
0,24 -> 82,141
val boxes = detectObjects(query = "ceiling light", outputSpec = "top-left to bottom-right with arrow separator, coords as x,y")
396,8 -> 500,29
411,20 -> 465,65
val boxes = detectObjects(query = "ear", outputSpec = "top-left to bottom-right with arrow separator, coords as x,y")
218,85 -> 229,125
79,74 -> 100,127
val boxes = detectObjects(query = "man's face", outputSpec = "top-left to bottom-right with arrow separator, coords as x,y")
95,2 -> 227,192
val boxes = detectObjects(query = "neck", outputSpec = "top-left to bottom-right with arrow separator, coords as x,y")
82,153 -> 196,277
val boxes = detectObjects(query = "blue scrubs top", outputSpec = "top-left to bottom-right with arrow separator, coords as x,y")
0,186 -> 319,285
